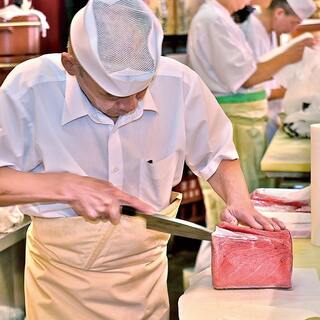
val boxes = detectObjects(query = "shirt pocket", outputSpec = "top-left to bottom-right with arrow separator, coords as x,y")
139,152 -> 177,208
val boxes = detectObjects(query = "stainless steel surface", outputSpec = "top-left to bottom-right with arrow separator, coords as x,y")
0,217 -> 29,311
122,206 -> 212,241
0,216 -> 30,252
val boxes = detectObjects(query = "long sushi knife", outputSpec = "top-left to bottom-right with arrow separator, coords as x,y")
121,206 -> 212,241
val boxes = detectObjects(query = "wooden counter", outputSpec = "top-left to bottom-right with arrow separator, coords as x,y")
293,239 -> 320,275
261,129 -> 310,178
292,19 -> 320,37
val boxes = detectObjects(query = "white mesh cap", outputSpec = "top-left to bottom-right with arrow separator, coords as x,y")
287,0 -> 316,20
70,0 -> 163,97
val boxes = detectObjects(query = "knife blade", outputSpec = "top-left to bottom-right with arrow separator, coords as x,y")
121,206 -> 212,241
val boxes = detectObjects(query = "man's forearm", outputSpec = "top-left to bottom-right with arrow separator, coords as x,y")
269,87 -> 286,101
0,167 -> 70,206
207,159 -> 285,230
207,159 -> 252,208
0,167 -> 154,222
243,54 -> 288,88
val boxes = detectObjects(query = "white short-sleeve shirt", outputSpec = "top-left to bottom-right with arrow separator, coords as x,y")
240,13 -> 280,106
0,54 -> 238,217
240,13 -> 277,61
187,0 -> 257,95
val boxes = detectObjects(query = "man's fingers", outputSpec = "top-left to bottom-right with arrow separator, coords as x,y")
243,214 -> 264,230
221,206 -> 287,232
108,203 -> 121,225
271,217 -> 286,230
220,209 -> 239,226
120,193 -> 155,213
254,214 -> 284,231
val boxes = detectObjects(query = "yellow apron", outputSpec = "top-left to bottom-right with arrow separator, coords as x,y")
197,177 -> 225,231
24,192 -> 182,320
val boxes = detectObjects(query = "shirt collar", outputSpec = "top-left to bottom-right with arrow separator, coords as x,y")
113,89 -> 158,128
62,74 -> 90,125
62,74 -> 158,126
141,87 -> 158,113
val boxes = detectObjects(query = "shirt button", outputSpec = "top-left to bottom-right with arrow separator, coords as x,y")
112,167 -> 119,173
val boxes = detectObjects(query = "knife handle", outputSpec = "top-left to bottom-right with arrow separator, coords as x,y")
121,205 -> 138,216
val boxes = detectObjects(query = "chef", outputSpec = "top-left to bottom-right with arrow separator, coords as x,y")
187,0 -> 314,192
0,0 -> 285,319
240,0 -> 316,140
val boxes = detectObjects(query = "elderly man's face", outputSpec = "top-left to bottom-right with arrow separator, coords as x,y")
76,67 -> 147,119
61,52 -> 147,120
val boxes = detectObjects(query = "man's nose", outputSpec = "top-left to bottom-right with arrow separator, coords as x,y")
118,95 -> 139,112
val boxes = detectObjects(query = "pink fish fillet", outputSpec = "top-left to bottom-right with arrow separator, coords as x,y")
212,222 -> 292,289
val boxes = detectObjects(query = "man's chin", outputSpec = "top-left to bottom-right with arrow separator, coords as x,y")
103,108 -> 137,118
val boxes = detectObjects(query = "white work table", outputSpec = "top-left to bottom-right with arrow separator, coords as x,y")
261,130 -> 310,178
178,239 -> 320,320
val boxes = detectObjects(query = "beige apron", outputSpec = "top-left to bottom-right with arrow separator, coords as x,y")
24,192 -> 182,320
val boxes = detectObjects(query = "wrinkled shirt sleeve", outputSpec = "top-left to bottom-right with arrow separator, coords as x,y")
0,89 -> 40,171
188,15 -> 257,94
183,69 -> 239,180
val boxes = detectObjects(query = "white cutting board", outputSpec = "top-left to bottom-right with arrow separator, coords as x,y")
178,268 -> 320,320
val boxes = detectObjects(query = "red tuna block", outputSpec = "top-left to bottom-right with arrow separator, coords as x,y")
212,222 -> 292,289
250,190 -> 310,212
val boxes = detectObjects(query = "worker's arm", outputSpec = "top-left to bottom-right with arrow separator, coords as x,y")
207,159 -> 285,231
0,167 -> 153,223
243,37 -> 314,88
269,87 -> 286,101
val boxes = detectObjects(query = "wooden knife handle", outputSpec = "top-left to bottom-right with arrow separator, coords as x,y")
121,205 -> 138,216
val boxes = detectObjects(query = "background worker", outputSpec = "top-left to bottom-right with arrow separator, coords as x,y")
240,0 -> 316,140
187,0 -> 314,193
187,0 -> 315,247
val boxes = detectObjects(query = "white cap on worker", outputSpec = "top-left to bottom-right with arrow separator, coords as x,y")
287,0 -> 316,20
70,0 -> 163,97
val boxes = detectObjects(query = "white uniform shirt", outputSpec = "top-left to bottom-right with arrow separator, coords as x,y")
187,0 -> 257,95
240,13 -> 282,117
240,13 -> 277,61
0,54 -> 238,217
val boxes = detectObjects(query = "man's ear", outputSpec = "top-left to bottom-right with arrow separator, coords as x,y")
61,52 -> 78,76
273,7 -> 286,19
